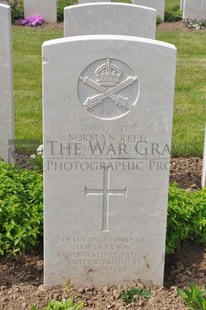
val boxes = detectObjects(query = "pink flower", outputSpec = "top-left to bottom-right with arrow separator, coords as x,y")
19,15 -> 44,27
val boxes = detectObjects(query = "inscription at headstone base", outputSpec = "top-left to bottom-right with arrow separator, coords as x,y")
64,3 -> 156,39
183,0 -> 206,20
43,35 -> 176,287
24,0 -> 57,23
0,4 -> 14,162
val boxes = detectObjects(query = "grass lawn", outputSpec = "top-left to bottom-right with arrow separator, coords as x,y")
12,3 -> 206,156
165,0 -> 180,11
157,30 -> 206,156
13,26 -> 63,152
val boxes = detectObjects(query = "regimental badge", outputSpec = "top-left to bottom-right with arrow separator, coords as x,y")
77,58 -> 139,120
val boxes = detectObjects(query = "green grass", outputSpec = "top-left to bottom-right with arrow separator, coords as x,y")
165,0 -> 180,11
157,31 -> 206,156
13,11 -> 206,156
13,26 -> 63,153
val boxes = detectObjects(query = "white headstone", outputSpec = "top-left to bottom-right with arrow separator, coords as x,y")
43,34 -> 176,287
0,4 -> 14,162
201,125 -> 206,188
183,0 -> 206,20
132,0 -> 165,21
64,3 -> 156,39
24,0 -> 57,23
180,0 -> 184,10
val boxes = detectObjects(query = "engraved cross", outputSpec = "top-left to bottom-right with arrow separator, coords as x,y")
85,167 -> 127,232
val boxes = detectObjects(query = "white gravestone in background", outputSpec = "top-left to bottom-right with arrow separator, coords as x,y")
201,125 -> 206,188
180,0 -> 184,10
132,0 -> 165,21
0,4 -> 14,162
24,0 -> 57,22
64,3 -> 156,39
43,35 -> 176,287
183,0 -> 206,20
79,0 -> 111,3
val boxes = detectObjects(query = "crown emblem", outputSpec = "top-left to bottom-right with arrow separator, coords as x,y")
95,58 -> 122,87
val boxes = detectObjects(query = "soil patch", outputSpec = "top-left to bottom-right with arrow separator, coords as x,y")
41,22 -> 64,30
16,20 -> 206,32
157,20 -> 189,31
170,157 -> 202,191
157,20 -> 206,32
1,241 -> 206,310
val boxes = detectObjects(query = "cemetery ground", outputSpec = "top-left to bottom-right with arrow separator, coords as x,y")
1,21 -> 206,309
0,156 -> 205,309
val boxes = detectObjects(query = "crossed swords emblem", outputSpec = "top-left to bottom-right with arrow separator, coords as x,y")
80,75 -> 137,111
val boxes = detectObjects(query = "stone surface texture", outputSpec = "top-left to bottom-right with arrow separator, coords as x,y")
43,35 -> 176,288
183,0 -> 206,20
0,4 -> 14,162
64,3 -> 156,39
180,0 -> 184,11
24,0 -> 57,22
132,0 -> 165,21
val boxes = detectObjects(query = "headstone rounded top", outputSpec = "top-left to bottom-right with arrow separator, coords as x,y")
43,34 -> 176,51
64,3 -> 156,39
69,2 -> 156,12
0,3 -> 10,9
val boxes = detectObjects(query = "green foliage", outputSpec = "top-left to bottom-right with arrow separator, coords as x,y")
188,19 -> 206,29
0,161 -> 43,256
4,0 -> 24,22
121,286 -> 152,304
0,163 -> 206,257
156,16 -> 162,25
166,183 -> 206,253
164,9 -> 182,22
57,0 -> 77,22
30,145 -> 43,172
177,284 -> 206,310
199,20 -> 206,28
164,0 -> 183,22
165,0 -> 180,12
31,298 -> 84,310
30,154 -> 43,172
